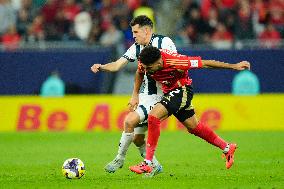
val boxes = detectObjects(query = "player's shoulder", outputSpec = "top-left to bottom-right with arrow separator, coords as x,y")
160,49 -> 178,58
154,34 -> 176,52
153,34 -> 173,42
160,48 -> 176,54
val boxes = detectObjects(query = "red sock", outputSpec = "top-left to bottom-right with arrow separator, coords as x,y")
145,115 -> 161,161
190,122 -> 227,150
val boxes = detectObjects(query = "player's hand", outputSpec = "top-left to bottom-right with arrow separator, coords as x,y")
128,95 -> 139,111
234,61 -> 250,71
91,64 -> 102,73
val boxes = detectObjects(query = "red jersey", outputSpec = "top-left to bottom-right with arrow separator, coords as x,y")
148,49 -> 203,93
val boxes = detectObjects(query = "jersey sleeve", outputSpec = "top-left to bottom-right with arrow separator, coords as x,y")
122,44 -> 137,62
161,50 -> 202,70
161,37 -> 177,53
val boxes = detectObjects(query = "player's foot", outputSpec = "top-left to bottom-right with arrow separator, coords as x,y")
129,161 -> 153,174
104,157 -> 124,173
223,143 -> 237,169
144,164 -> 163,178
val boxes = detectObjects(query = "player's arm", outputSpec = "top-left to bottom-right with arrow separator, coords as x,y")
162,50 -> 202,70
90,57 -> 129,73
202,60 -> 250,70
128,70 -> 144,111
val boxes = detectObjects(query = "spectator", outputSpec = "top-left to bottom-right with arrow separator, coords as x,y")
207,8 -> 219,32
185,23 -> 198,44
235,0 -> 254,40
16,8 -> 31,38
251,0 -> 268,24
258,22 -> 281,48
41,0 -> 60,24
216,0 -> 237,17
119,17 -> 134,48
211,22 -> 233,49
1,24 -> 21,51
74,11 -> 92,41
62,0 -> 81,22
127,0 -> 141,11
112,0 -> 130,27
40,71 -> 65,97
174,27 -> 191,46
27,14 -> 45,42
21,0 -> 37,19
216,0 -> 237,9
99,0 -> 113,31
268,0 -> 284,26
0,0 -> 16,35
53,9 -> 71,40
232,70 -> 260,95
80,0 -> 97,18
100,22 -> 123,46
100,22 -> 124,55
200,0 -> 213,20
87,23 -> 102,45
187,7 -> 211,43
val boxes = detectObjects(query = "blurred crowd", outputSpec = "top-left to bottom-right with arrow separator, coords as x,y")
175,0 -> 284,48
0,0 -> 156,50
0,0 -> 283,51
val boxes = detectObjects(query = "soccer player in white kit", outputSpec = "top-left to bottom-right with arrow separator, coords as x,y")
91,15 -> 177,175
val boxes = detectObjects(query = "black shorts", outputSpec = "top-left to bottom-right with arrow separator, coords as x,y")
159,85 -> 195,122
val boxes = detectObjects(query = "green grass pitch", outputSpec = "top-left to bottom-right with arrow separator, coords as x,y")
0,131 -> 283,189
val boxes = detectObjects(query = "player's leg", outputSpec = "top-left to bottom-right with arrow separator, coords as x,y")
133,127 -> 147,158
176,107 -> 237,169
129,103 -> 169,175
105,94 -> 162,173
133,125 -> 163,175
130,87 -> 193,175
104,111 -> 140,173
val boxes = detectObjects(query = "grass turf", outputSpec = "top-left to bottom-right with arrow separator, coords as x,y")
0,131 -> 283,189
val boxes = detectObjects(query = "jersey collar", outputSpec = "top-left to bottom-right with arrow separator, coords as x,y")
148,33 -> 156,46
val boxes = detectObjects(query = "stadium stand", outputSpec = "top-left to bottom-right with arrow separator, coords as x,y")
0,0 -> 283,95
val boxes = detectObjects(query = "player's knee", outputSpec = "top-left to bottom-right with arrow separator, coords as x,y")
124,113 -> 140,132
124,119 -> 134,132
124,117 -> 137,132
133,134 -> 145,147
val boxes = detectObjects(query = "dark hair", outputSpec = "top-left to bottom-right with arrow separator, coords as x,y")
139,46 -> 161,65
130,15 -> 153,28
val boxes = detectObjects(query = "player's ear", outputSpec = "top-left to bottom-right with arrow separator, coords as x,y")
145,26 -> 150,34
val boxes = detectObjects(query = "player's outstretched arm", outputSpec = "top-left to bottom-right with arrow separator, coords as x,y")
91,57 -> 128,73
202,60 -> 250,70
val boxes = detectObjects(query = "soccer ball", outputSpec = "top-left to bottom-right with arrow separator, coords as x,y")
62,158 -> 85,179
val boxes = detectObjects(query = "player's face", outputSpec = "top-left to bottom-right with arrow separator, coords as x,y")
142,58 -> 163,74
131,24 -> 149,45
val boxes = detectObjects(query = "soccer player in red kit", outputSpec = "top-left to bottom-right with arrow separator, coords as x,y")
129,46 -> 250,177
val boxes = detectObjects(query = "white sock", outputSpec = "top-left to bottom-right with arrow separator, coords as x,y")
138,143 -> 160,167
116,132 -> 134,160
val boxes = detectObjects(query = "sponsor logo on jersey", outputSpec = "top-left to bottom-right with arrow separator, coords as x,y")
190,60 -> 199,67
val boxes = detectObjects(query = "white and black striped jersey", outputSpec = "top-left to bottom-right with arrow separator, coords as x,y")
122,34 -> 177,95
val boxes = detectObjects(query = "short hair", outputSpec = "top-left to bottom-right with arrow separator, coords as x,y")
130,15 -> 153,28
139,46 -> 161,66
